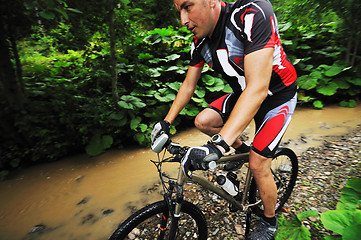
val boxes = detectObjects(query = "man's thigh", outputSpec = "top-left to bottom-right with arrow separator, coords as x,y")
252,93 -> 297,158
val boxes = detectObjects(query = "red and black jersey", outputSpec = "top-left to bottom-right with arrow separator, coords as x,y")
190,0 -> 297,96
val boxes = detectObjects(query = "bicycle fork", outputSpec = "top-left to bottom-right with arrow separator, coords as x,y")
158,168 -> 187,240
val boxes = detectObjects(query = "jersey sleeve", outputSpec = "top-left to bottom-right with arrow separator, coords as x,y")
240,1 -> 277,55
189,37 -> 205,68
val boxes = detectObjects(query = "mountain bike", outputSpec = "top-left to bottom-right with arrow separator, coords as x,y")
109,139 -> 298,240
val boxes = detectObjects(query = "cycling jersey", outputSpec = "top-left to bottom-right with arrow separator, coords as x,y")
190,0 -> 297,95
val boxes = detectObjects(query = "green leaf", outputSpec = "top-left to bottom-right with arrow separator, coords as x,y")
192,97 -> 208,107
194,86 -> 206,98
278,22 -> 292,32
309,70 -> 322,79
348,88 -> 361,96
202,75 -> 216,85
313,100 -> 323,109
165,54 -> 181,61
139,124 -> 148,133
337,179 -> 361,211
297,75 -> 318,90
166,66 -> 180,71
339,100 -> 357,108
130,117 -> 142,130
323,236 -> 342,240
109,112 -> 125,120
180,104 -> 200,117
324,65 -> 351,77
148,58 -> 161,64
296,210 -> 319,222
297,44 -> 311,50
343,222 -> 361,240
334,79 -> 351,89
66,8 -> 83,14
148,68 -> 162,77
53,8 -> 68,20
346,77 -> 361,86
134,133 -> 146,145
154,88 -> 176,102
316,82 -> 338,96
276,216 -> 311,240
39,10 -> 55,20
86,134 -> 113,156
321,210 -> 354,235
223,84 -> 233,93
118,95 -> 146,110
204,77 -> 225,92
138,53 -> 154,60
168,82 -> 182,91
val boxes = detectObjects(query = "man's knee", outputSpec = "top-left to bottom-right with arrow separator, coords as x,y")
194,112 -> 208,131
249,151 -> 272,177
194,108 -> 223,132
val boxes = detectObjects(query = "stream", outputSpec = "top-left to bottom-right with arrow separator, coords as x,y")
0,105 -> 360,240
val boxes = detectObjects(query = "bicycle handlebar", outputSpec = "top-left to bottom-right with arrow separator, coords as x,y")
164,142 -> 217,171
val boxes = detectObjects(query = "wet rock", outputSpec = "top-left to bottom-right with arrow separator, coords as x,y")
81,213 -> 99,224
29,224 -> 46,233
212,228 -> 219,235
77,196 -> 90,205
75,175 -> 85,183
102,209 -> 114,215
235,224 -> 245,235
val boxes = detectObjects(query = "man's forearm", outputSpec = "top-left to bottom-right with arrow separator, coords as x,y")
219,87 -> 268,148
165,82 -> 195,124
165,66 -> 202,124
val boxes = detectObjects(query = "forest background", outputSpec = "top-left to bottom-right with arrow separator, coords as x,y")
1,0 -> 360,178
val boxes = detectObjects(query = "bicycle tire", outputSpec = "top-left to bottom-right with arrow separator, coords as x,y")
248,148 -> 298,217
109,200 -> 208,240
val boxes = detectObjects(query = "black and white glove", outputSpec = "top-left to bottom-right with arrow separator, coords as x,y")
181,143 -> 223,178
151,120 -> 171,144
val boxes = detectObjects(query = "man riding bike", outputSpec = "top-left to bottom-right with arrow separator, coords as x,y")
152,0 -> 297,239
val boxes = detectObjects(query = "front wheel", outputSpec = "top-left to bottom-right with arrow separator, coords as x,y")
248,148 -> 298,217
109,200 -> 208,240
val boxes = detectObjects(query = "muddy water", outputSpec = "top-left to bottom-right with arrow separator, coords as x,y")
0,105 -> 360,240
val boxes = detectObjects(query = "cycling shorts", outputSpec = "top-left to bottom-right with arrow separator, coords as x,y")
208,86 -> 297,158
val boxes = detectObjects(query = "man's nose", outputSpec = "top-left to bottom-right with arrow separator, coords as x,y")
180,12 -> 189,26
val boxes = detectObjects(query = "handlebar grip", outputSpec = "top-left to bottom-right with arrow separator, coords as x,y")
151,133 -> 169,153
208,161 -> 216,170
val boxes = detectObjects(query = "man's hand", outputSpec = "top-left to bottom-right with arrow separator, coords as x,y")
151,120 -> 171,144
181,143 -> 223,178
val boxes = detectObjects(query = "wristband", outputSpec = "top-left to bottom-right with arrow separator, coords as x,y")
210,134 -> 230,153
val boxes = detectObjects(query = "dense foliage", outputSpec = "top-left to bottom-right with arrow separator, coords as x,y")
0,0 -> 360,176
277,178 -> 361,239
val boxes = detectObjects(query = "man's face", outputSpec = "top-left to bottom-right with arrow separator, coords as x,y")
174,0 -> 215,39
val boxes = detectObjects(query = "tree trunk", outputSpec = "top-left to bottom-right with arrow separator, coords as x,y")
351,36 -> 359,67
345,35 -> 352,64
0,13 -> 24,112
9,34 -> 25,93
108,0 -> 119,104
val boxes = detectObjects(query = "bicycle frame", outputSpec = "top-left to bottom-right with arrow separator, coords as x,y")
172,152 -> 262,218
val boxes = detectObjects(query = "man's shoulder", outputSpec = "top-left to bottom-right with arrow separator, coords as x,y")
225,0 -> 274,27
226,0 -> 273,13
